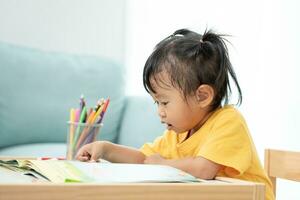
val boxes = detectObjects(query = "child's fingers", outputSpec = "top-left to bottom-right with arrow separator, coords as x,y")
75,144 -> 91,160
75,142 -> 101,162
76,149 -> 91,161
77,155 -> 90,162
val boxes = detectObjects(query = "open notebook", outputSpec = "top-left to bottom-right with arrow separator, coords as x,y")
0,160 -> 199,183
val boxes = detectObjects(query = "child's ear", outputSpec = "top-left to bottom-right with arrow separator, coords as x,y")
195,84 -> 214,107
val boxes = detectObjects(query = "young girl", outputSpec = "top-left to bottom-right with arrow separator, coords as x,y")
76,29 -> 274,200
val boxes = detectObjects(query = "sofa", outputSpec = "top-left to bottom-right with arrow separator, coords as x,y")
0,42 -> 165,158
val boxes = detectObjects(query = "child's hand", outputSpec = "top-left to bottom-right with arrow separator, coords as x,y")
144,153 -> 166,165
76,141 -> 104,162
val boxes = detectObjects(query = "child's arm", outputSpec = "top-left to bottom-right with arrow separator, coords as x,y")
144,154 -> 221,179
76,141 -> 145,164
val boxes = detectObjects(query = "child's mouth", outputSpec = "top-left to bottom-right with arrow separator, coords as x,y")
161,121 -> 173,130
166,123 -> 172,129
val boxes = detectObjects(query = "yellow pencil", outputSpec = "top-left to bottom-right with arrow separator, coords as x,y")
67,108 -> 75,160
91,102 -> 105,124
76,101 -> 105,149
76,110 -> 96,148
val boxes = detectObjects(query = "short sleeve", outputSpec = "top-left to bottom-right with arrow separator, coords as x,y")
197,111 -> 252,176
139,135 -> 166,156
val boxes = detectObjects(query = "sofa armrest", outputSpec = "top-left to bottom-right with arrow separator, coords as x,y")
117,96 -> 164,148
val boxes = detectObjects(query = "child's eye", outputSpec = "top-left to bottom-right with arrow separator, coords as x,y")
154,101 -> 169,106
153,101 -> 169,106
161,102 -> 169,106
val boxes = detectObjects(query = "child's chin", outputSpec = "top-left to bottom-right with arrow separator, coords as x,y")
170,128 -> 188,135
166,126 -> 179,133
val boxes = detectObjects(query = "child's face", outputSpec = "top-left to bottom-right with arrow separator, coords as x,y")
150,71 -> 210,134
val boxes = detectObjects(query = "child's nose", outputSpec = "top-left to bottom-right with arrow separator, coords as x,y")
157,106 -> 166,118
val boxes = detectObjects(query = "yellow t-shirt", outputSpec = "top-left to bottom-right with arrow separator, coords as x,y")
140,105 -> 274,200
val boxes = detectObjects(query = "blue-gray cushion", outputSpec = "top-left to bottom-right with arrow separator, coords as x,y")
0,42 -> 125,149
0,143 -> 66,157
117,96 -> 164,148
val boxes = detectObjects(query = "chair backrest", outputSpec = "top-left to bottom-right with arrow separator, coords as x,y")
264,149 -> 300,197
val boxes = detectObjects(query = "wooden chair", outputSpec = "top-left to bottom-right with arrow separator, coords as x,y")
264,149 -> 300,197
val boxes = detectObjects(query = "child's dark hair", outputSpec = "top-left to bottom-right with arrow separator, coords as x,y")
143,28 -> 242,110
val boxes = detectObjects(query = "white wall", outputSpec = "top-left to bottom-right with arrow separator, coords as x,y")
0,0 -> 126,63
125,0 -> 300,199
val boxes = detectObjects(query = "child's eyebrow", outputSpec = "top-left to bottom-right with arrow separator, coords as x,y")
155,94 -> 168,99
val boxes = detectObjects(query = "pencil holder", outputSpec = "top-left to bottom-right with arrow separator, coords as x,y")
66,121 -> 103,160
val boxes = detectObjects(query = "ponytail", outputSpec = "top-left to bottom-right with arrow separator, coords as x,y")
201,29 -> 242,106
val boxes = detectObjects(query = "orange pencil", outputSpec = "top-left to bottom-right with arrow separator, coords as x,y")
97,98 -> 110,123
75,110 -> 96,149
